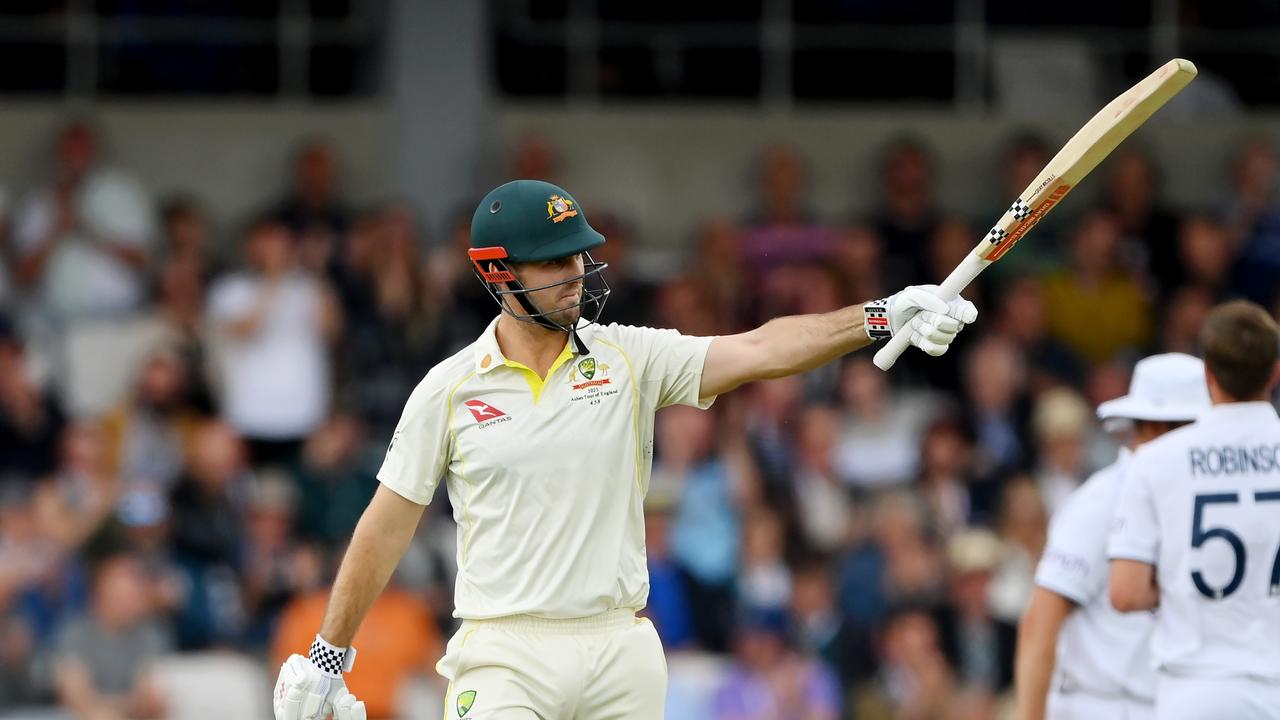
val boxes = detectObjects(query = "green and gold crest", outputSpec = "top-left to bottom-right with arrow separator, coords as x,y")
577,357 -> 596,380
457,690 -> 476,717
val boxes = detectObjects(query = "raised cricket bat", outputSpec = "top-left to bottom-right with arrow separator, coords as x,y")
873,57 -> 1198,370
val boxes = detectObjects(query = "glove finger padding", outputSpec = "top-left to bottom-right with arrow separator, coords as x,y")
909,328 -> 951,357
274,654 -> 339,720
914,312 -> 962,337
332,688 -> 368,720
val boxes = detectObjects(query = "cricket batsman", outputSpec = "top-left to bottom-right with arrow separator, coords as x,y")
272,179 -> 977,719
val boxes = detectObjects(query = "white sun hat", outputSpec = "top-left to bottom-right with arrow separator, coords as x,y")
1096,352 -> 1211,422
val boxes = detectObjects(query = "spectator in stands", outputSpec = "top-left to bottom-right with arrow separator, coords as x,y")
0,319 -> 64,482
712,605 -> 841,720
833,225 -> 890,311
934,529 -> 1016,693
858,605 -> 955,720
207,218 -> 341,469
871,136 -> 941,285
960,333 -> 1033,473
1222,137 -> 1279,246
509,130 -> 561,183
1102,148 -> 1180,291
988,477 -> 1046,624
839,491 -> 944,672
0,481 -> 64,707
1029,387 -> 1092,514
293,414 -> 380,547
917,416 -> 993,538
741,144 -> 840,324
995,277 -> 1086,391
1042,209 -> 1152,364
157,194 -> 213,276
1160,284 -> 1215,354
789,556 -> 854,685
738,506 -> 792,615
335,203 -> 440,434
651,275 -> 723,338
791,406 -> 851,553
273,138 -> 351,262
241,473 -> 302,648
691,217 -> 749,332
13,120 -> 156,326
1176,213 -> 1236,299
167,421 -> 249,649
53,553 -> 170,720
1223,137 -> 1280,307
591,211 -> 657,328
834,356 -> 939,491
642,493 -> 696,650
100,347 -> 201,494
34,422 -> 120,553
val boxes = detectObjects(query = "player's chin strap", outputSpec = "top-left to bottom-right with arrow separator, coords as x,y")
506,279 -> 592,355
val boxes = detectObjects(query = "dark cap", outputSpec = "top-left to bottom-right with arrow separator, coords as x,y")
470,180 -> 605,262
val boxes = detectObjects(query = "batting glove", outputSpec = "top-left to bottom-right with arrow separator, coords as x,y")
274,635 -> 365,720
864,284 -> 978,356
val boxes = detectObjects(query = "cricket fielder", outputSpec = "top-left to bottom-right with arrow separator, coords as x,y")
1014,353 -> 1210,720
272,179 -> 977,719
1109,300 -> 1280,720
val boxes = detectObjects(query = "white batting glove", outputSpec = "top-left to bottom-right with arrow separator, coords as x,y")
274,636 -> 361,720
864,284 -> 978,356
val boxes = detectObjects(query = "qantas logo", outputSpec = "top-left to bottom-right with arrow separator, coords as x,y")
463,399 -> 509,425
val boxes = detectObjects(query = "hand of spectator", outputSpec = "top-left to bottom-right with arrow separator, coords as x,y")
273,648 -> 365,720
866,284 -> 978,356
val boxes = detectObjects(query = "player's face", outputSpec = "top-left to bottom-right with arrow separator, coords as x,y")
511,253 -> 586,326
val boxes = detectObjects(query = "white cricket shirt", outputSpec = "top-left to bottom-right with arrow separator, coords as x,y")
1109,402 -> 1280,680
1036,449 -> 1155,700
378,318 -> 716,619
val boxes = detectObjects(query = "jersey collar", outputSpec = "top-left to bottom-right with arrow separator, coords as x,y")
1199,401 -> 1280,424
473,315 -> 585,375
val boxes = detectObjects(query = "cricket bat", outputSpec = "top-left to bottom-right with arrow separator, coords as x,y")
873,57 -> 1198,371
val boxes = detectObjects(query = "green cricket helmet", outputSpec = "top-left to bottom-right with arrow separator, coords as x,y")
468,180 -> 611,352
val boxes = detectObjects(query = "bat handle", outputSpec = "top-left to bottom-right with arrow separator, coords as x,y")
872,252 -> 990,371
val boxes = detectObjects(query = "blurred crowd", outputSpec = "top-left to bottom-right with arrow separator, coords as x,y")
0,119 -> 1279,720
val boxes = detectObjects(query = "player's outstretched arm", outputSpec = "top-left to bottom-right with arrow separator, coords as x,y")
700,284 -> 977,398
273,485 -> 424,720
1013,587 -> 1075,720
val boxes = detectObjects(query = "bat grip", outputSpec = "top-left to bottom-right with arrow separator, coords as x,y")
872,252 -> 989,371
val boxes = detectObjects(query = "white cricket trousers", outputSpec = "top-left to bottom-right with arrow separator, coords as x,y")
1155,674 -> 1280,720
436,608 -> 666,719
1047,690 -> 1153,720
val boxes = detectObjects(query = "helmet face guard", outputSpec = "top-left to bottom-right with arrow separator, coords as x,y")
468,246 -> 611,334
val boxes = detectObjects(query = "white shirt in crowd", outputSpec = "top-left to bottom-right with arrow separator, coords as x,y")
378,318 -> 715,620
13,169 -> 154,323
208,270 -> 331,440
1109,402 -> 1280,680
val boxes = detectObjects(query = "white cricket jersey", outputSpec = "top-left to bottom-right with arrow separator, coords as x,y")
378,317 -> 716,620
1036,448 -> 1155,700
1108,402 -> 1280,680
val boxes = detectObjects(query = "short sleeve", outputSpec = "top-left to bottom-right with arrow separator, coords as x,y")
376,376 -> 454,505
1108,457 -> 1160,564
605,325 -> 716,409
1036,490 -> 1107,604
